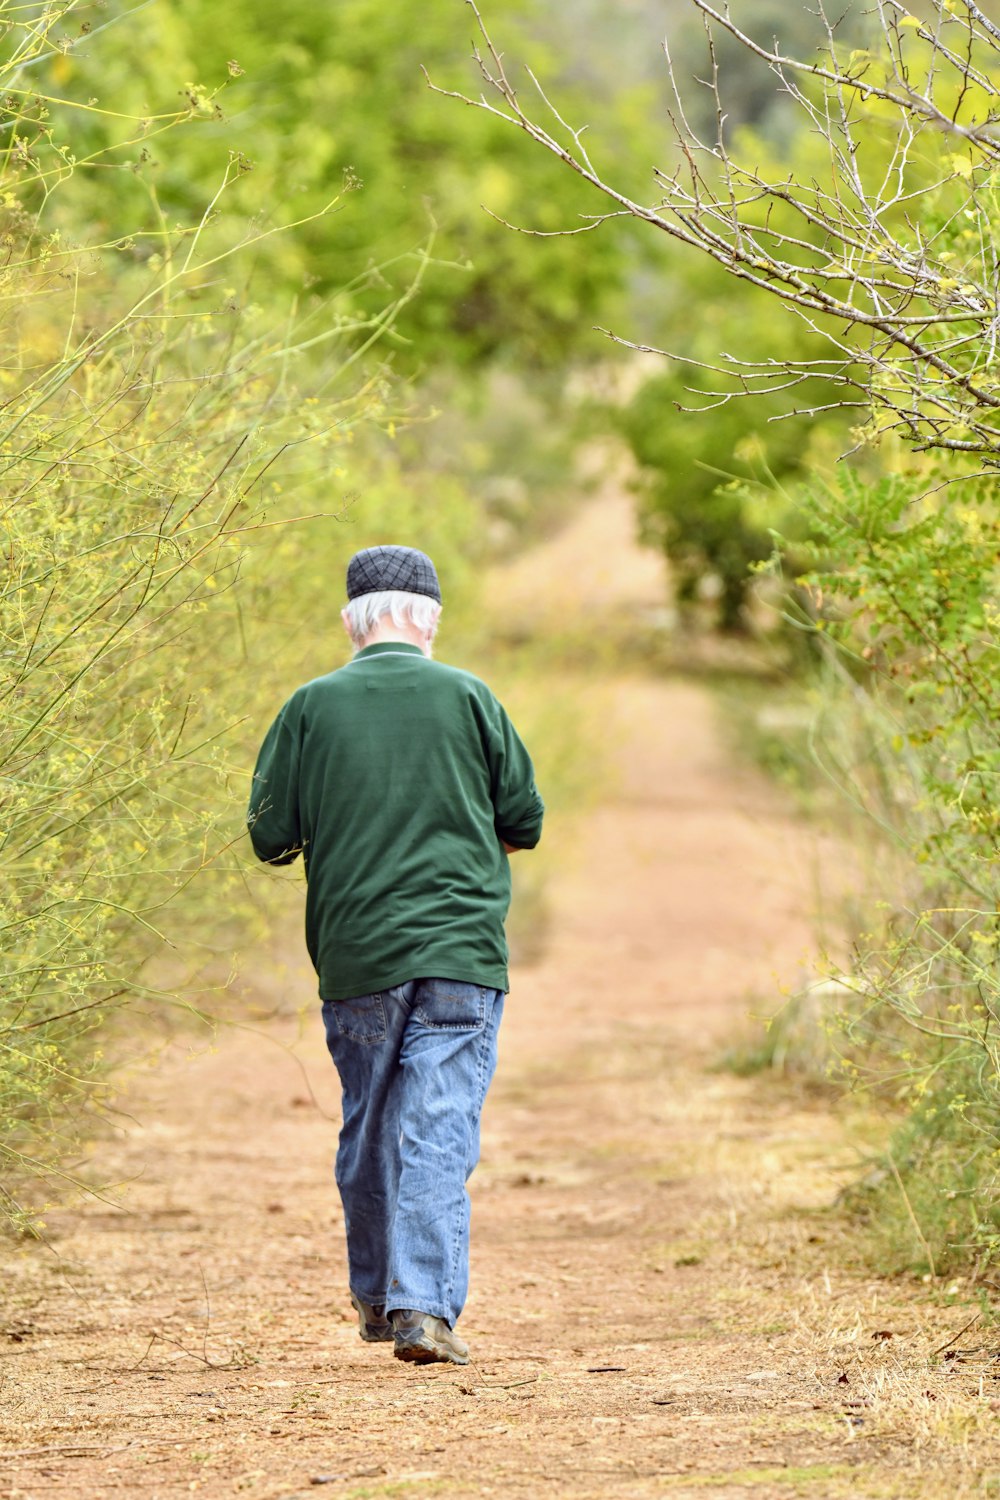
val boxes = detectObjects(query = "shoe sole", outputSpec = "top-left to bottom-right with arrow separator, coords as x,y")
393,1337 -> 469,1366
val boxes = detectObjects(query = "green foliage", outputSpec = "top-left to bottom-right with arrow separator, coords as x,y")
840,1046 -> 1000,1280
795,464 -> 999,892
621,354 -> 804,630
621,205 -> 847,630
763,456 -> 1000,1275
52,0 -> 650,368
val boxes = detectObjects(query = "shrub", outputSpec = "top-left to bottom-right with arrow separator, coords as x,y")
0,1 -> 388,1224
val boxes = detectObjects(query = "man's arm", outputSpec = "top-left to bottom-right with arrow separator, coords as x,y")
247,706 -> 303,865
485,696 -> 544,854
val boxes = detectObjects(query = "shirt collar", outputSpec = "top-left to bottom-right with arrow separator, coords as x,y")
353,642 -> 427,661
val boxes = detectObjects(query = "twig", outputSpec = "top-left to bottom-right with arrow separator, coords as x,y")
0,1442 -> 135,1460
132,1329 -> 245,1370
460,1363 -> 539,1391
930,1310 -> 982,1356
886,1150 -> 937,1281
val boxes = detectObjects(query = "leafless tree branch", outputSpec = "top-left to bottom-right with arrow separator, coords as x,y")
431,0 -> 1000,463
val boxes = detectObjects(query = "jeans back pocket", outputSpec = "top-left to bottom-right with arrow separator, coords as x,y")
325,993 -> 388,1044
413,978 -> 486,1031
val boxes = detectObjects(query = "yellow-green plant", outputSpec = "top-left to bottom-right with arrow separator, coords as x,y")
0,0 -> 413,1225
774,461 -> 1000,1277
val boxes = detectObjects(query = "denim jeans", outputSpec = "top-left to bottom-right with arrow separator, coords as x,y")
321,978 -> 505,1329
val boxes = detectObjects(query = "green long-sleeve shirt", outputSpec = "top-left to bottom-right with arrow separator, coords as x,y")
247,642 -> 544,1001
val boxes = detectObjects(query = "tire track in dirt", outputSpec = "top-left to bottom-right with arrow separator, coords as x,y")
2,484 -> 992,1500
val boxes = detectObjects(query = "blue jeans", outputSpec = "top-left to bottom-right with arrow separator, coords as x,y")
321,978 -> 505,1329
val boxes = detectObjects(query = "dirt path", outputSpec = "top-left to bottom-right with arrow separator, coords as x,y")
3,490 -> 998,1500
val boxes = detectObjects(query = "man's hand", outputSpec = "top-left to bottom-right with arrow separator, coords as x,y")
502,841 -> 521,854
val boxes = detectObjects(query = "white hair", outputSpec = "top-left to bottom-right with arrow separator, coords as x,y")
342,589 -> 442,648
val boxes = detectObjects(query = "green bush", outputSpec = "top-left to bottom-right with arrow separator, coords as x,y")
0,1 -> 395,1224
619,124 -> 852,631
777,458 -> 1000,1274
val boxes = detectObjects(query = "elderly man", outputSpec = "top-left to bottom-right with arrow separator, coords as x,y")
247,545 -> 544,1366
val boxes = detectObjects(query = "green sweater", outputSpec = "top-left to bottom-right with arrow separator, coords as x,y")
247,642 -> 544,1001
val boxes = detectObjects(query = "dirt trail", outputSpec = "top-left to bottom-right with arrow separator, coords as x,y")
3,489 -> 997,1500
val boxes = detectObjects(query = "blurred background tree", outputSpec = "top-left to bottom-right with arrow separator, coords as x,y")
619,257 -> 845,631
47,0 -> 863,580
52,0 -> 653,367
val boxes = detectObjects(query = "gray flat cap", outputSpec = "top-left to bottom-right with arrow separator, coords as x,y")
346,545 -> 441,603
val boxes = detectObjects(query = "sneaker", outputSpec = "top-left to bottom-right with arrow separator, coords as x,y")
351,1293 -> 394,1343
390,1309 -> 469,1366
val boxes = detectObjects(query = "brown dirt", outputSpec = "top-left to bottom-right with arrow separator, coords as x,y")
4,490 -> 1000,1500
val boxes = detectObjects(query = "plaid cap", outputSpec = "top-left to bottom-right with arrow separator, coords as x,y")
346,545 -> 442,603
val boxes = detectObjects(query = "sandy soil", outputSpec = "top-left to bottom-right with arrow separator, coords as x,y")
3,490 -> 999,1500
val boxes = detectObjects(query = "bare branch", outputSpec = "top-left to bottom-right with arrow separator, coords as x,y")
481,206 -> 633,237
435,0 -> 1000,463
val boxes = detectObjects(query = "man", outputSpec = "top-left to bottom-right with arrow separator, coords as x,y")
247,544 -> 544,1366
